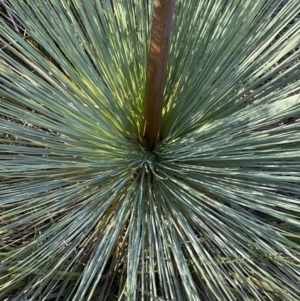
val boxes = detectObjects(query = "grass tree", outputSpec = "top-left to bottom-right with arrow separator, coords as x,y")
1,0 -> 300,300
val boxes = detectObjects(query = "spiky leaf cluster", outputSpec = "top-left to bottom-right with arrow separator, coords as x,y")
1,0 -> 300,300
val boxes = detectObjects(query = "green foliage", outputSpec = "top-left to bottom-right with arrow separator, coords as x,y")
1,0 -> 300,300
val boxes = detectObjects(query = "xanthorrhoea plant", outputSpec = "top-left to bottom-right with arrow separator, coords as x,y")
1,0 -> 300,300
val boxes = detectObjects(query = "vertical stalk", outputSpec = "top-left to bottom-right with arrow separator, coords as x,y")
143,0 -> 176,149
